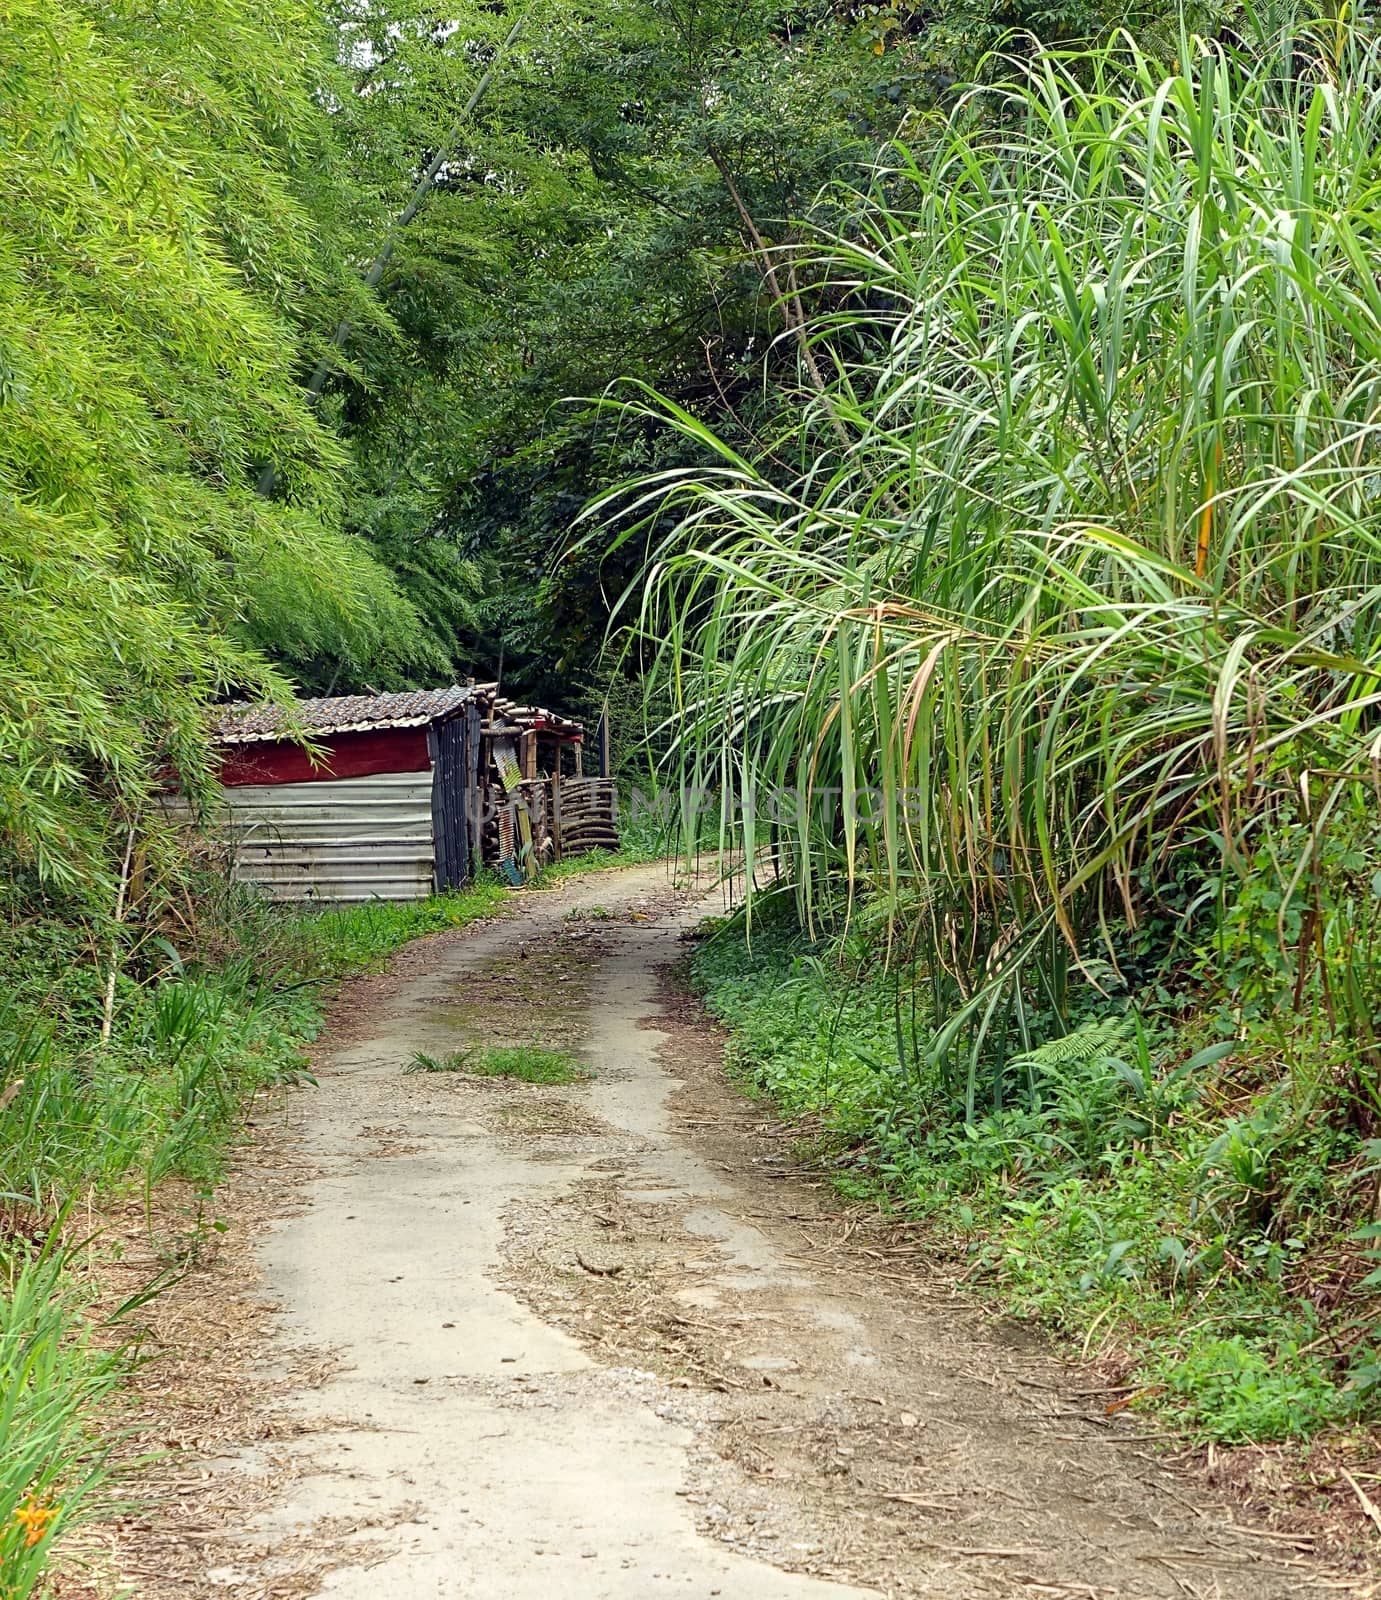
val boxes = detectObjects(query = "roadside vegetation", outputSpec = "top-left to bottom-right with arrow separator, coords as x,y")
610,21 -> 1381,1453
0,869 -> 502,1596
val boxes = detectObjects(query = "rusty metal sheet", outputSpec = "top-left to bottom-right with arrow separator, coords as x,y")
491,736 -> 522,792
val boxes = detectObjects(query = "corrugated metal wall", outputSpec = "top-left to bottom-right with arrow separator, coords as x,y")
222,771 -> 437,902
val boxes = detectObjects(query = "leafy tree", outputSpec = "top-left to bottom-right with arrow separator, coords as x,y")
303,0 -> 918,698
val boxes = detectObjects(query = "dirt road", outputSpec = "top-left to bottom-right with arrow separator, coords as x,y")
126,865 -> 1345,1599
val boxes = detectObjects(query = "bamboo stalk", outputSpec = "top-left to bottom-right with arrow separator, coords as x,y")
257,11 -> 526,495
99,821 -> 137,1047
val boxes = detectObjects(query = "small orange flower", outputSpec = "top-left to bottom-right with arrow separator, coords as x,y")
13,1499 -> 58,1548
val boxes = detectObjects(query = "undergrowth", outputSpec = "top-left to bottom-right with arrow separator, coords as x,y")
406,1050 -> 471,1074
0,1245 -> 124,1594
467,1045 -> 587,1083
406,1044 -> 586,1082
689,897 -> 1381,1448
0,869 -> 504,1596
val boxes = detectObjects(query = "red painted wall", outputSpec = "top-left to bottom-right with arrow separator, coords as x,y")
218,728 -> 432,787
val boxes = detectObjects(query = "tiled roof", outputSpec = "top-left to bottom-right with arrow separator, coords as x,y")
212,686 -> 482,745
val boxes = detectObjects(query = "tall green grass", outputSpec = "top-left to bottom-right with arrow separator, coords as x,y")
0,1245 -> 125,1596
598,18 -> 1381,1112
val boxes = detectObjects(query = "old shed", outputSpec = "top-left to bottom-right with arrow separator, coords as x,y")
211,687 -> 486,902
205,685 -> 618,902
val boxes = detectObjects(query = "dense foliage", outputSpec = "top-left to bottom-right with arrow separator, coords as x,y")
614,20 -> 1381,1104
2,0 -> 932,888
0,0 -> 430,889
609,21 -> 1381,1439
318,0 -> 923,706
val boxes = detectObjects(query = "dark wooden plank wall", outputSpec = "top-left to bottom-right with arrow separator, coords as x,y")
428,710 -> 480,890
463,703 -> 481,874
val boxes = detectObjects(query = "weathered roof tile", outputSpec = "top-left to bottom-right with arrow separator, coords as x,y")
213,686 -> 480,745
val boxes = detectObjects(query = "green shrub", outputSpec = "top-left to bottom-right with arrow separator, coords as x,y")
1152,1335 -> 1344,1443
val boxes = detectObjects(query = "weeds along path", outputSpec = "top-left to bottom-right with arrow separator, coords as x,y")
119,864 -> 1342,1599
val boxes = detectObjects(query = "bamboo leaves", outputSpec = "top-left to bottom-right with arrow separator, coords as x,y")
0,0 -> 426,888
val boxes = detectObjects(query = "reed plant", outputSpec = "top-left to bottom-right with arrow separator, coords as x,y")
598,16 -> 1381,1116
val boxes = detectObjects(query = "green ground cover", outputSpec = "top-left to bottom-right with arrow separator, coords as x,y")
690,900 -> 1381,1447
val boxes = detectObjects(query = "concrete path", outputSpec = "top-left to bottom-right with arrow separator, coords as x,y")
254,867 -> 870,1599
196,864 -> 1337,1600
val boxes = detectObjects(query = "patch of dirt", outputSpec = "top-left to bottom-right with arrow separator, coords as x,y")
421,917 -> 612,1051
488,1094 -> 612,1139
315,906 -> 516,1049
500,1177 -> 733,1382
400,1060 -> 623,1142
